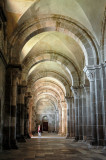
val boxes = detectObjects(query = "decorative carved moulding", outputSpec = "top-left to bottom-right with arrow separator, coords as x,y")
83,66 -> 95,82
71,86 -> 80,98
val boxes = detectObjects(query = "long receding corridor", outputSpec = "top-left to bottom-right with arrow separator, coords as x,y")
0,0 -> 106,159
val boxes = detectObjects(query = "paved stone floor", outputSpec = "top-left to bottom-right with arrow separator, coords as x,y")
0,134 -> 106,160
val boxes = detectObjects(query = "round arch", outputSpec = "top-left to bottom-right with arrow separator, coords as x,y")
9,15 -> 99,65
27,71 -> 71,96
22,51 -> 80,86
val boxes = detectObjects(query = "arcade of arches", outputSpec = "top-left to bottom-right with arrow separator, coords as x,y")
0,0 -> 106,152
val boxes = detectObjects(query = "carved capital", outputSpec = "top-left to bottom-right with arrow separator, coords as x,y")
71,86 -> 80,98
86,70 -> 95,81
84,86 -> 90,95
65,96 -> 73,103
83,66 -> 95,82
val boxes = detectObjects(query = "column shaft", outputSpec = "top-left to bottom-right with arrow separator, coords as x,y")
95,67 -> 104,145
65,97 -> 71,138
78,89 -> 83,140
72,98 -> 75,137
3,69 -> 11,149
85,87 -> 92,142
10,73 -> 18,149
84,67 -> 97,145
82,88 -> 87,141
58,109 -> 62,135
62,108 -> 66,135
102,63 -> 106,146
70,97 -> 74,137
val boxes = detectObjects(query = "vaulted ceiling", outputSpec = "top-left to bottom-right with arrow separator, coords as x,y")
4,0 -> 106,111
5,0 -> 106,44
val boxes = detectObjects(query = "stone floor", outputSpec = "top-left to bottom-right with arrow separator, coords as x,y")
0,133 -> 106,160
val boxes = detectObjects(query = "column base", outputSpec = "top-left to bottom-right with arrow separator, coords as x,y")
24,134 -> 31,139
75,136 -> 79,141
17,135 -> 26,142
10,140 -> 18,149
2,143 -> 11,150
86,136 -> 92,144
66,135 -> 71,139
79,136 -> 83,140
104,139 -> 106,146
90,139 -> 97,146
97,139 -> 104,146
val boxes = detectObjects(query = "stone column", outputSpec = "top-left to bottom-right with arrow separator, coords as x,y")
57,110 -> 59,133
101,62 -> 106,146
16,85 -> 27,142
55,110 -> 59,133
3,67 -> 20,149
24,95 -> 30,138
95,66 -> 104,145
78,88 -> 83,140
62,107 -> 66,135
20,86 -> 26,142
84,86 -> 92,142
10,69 -> 19,149
70,97 -> 74,137
16,85 -> 21,141
65,97 -> 71,138
3,68 -> 11,149
82,86 -> 87,141
71,86 -> 79,141
58,107 -> 62,135
84,67 -> 97,145
71,97 -> 75,138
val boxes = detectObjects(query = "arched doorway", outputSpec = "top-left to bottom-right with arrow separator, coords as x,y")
42,116 -> 48,132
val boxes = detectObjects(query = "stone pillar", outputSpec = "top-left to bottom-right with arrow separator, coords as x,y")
61,101 -> 67,136
65,97 -> 71,138
71,97 -> 75,138
58,110 -> 62,135
84,67 -> 97,145
78,88 -> 83,140
58,108 -> 62,135
71,87 -> 79,141
3,67 -> 20,149
10,69 -> 19,149
3,68 -> 11,149
55,110 -> 59,133
95,66 -> 104,145
16,85 -> 21,141
101,62 -> 106,146
70,97 -> 74,137
84,86 -> 92,142
24,96 -> 30,138
82,87 -> 87,141
20,86 -> 26,141
62,107 -> 66,135
57,110 -> 59,133
16,85 -> 26,142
